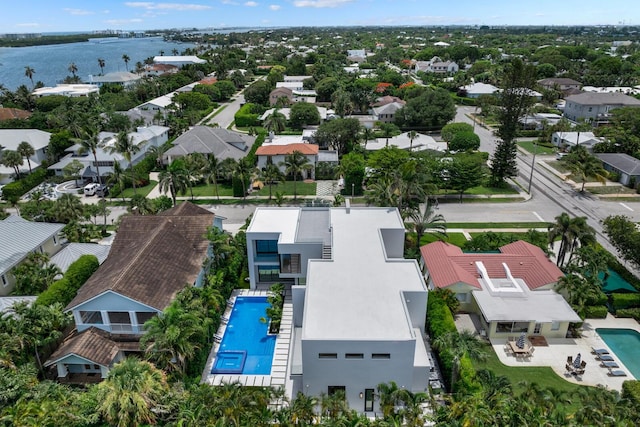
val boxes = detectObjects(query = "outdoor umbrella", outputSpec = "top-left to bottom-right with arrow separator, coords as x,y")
516,332 -> 526,349
573,353 -> 582,369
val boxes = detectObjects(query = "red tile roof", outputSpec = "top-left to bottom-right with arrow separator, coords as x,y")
0,108 -> 31,121
256,143 -> 319,156
420,240 -> 562,290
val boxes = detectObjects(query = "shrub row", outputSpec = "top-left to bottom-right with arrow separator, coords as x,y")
616,308 -> 640,321
246,131 -> 265,166
622,381 -> 640,406
611,293 -> 640,310
582,305 -> 608,319
1,169 -> 48,201
36,255 -> 100,307
234,102 -> 261,127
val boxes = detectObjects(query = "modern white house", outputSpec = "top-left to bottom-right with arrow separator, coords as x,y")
32,84 -> 99,98
245,206 -> 430,413
0,129 -> 51,184
88,71 -> 141,88
48,125 -> 169,183
552,131 -> 603,151
414,56 -> 459,74
152,55 -> 207,67
420,241 -> 580,340
0,216 -> 64,295
460,82 -> 500,99
45,203 -> 219,383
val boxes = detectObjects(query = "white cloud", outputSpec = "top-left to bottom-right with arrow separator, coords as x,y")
269,4 -> 281,10
245,1 -> 259,6
293,0 -> 353,7
105,18 -> 144,26
124,2 -> 212,11
63,8 -> 94,16
221,0 -> 239,4
15,22 -> 40,28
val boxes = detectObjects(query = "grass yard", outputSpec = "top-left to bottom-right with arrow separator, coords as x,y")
474,344 -> 583,395
447,222 -> 551,229
189,183 -> 235,197
420,232 -> 469,247
546,160 -> 570,174
117,181 -> 157,198
517,140 -> 556,155
469,231 -> 530,240
587,186 -> 637,195
438,185 -> 519,197
254,180 -> 317,197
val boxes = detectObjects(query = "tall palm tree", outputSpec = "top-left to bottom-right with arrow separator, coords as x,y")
122,54 -> 130,71
110,131 -> 141,194
145,144 -> 168,169
561,145 -> 608,192
290,392 -> 317,425
263,109 -> 287,134
183,153 -> 206,200
1,150 -> 23,178
233,157 -> 255,201
259,164 -> 285,201
360,127 -> 375,150
107,161 -> 128,202
67,62 -> 78,78
407,199 -> 447,250
407,130 -> 419,151
377,381 -> 403,419
16,141 -> 35,173
79,126 -> 104,185
158,160 -> 189,206
432,330 -> 487,388
203,153 -> 223,200
548,213 -> 595,267
24,66 -> 35,88
53,193 -> 85,223
280,150 -> 311,200
97,358 -> 168,427
97,58 -> 106,75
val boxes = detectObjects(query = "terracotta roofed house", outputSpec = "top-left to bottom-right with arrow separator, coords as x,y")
256,143 -> 319,179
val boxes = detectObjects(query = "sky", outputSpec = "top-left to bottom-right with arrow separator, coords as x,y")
0,0 -> 637,33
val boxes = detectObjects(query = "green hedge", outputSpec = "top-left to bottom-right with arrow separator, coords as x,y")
36,255 -> 100,306
1,169 -> 48,200
582,305 -> 608,319
622,381 -> 640,406
234,103 -> 261,127
611,294 -> 640,310
246,131 -> 265,166
616,308 -> 640,321
451,95 -> 477,106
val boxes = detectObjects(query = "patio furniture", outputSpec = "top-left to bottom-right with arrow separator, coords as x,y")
600,361 -> 619,368
608,369 -> 627,377
509,341 -> 532,356
565,363 -> 574,373
591,347 -> 609,355
597,354 -> 615,362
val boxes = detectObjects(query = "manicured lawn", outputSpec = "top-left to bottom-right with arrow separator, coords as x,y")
117,181 -> 157,198
546,160 -> 569,174
447,222 -> 551,229
189,183 -> 235,197
587,186 -> 636,195
474,344 -> 583,395
254,180 -> 317,197
517,140 -> 556,155
469,231 -> 530,239
438,185 -> 519,196
420,232 -> 469,247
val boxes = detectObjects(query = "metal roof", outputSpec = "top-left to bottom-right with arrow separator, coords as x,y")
50,243 -> 111,273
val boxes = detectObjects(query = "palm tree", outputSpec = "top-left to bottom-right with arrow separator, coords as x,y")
203,153 -> 223,200
361,127 -> 375,149
233,157 -> 255,201
259,164 -> 285,201
122,54 -> 130,71
380,122 -> 397,147
377,381 -> 403,418
290,392 -> 317,425
263,109 -> 287,134
16,141 -> 35,173
53,193 -> 85,223
548,213 -> 595,267
432,330 -> 488,388
158,160 -> 189,206
1,150 -> 23,178
79,126 -> 104,185
97,58 -> 106,75
183,153 -> 206,200
145,144 -> 168,169
561,145 -> 608,192
97,358 -> 168,427
407,130 -> 419,151
129,194 -> 154,215
407,199 -> 447,250
107,161 -> 128,202
109,131 -> 141,194
280,151 -> 312,200
68,62 -> 78,78
24,66 -> 35,88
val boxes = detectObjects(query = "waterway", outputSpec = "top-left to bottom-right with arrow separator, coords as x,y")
0,36 -> 196,91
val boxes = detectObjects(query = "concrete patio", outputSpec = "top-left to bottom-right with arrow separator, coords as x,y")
485,314 -> 639,391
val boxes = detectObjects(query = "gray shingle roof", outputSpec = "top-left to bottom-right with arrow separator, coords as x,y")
165,126 -> 256,161
595,153 -> 640,175
565,92 -> 640,106
0,216 -> 64,275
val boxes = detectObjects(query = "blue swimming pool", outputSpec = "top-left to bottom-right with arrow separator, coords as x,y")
596,328 -> 640,379
212,297 -> 276,375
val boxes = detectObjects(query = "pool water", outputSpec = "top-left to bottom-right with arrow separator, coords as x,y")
596,328 -> 640,378
212,297 -> 276,375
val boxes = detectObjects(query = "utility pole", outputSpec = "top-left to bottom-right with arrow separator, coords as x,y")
528,139 -> 538,194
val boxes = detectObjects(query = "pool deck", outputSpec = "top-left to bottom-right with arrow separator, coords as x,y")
489,314 -> 639,391
202,289 -> 293,389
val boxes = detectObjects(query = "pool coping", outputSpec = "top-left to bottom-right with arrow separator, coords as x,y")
201,289 -> 292,389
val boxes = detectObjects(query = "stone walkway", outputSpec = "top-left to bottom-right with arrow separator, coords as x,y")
315,180 -> 339,197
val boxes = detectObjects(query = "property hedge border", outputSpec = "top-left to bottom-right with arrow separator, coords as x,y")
35,255 -> 99,307
611,294 -> 640,310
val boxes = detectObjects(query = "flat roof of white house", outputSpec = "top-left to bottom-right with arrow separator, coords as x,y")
153,55 -> 206,64
33,84 -> 99,97
303,208 -> 426,341
248,208 -> 300,244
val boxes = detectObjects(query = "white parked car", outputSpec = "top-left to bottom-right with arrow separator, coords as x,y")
84,183 -> 99,196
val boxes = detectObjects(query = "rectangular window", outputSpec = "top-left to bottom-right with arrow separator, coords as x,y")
496,322 -> 529,333
53,235 -> 57,245
455,293 -> 467,303
534,323 -> 542,334
345,353 -> 364,359
258,266 -> 280,282
319,353 -> 338,359
255,240 -> 278,255
551,321 -> 561,331
108,312 -> 131,324
372,353 -> 391,359
364,389 -> 375,412
280,254 -> 301,274
328,386 -> 345,396
1,275 -> 6,286
136,312 -> 157,326
80,311 -> 103,324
